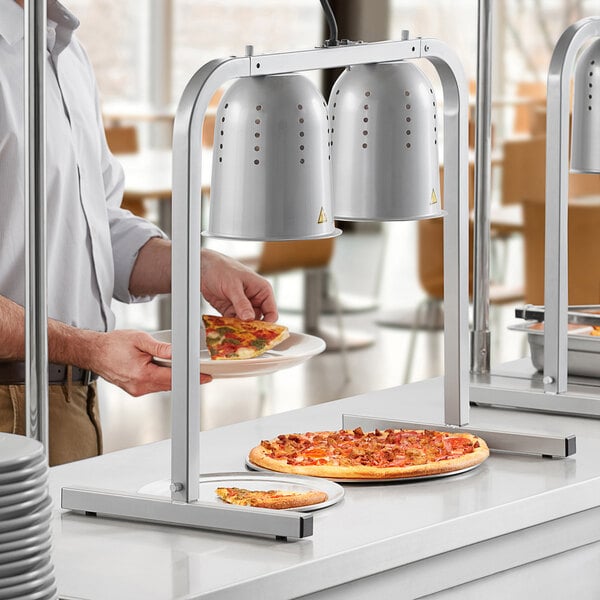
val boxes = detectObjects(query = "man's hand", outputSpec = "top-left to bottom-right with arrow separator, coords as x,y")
201,249 -> 278,321
86,330 -> 211,396
129,241 -> 278,322
0,294 -> 212,397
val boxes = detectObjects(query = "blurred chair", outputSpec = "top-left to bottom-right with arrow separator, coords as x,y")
502,136 -> 600,205
105,124 -> 138,154
399,217 -> 523,383
252,240 -> 338,339
502,136 -> 545,206
245,238 -> 357,381
201,88 -> 224,149
512,81 -> 547,137
518,82 -> 576,138
522,199 -> 600,305
254,239 -> 335,276
104,125 -> 147,218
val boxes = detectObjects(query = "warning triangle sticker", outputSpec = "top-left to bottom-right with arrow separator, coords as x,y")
431,189 -> 438,204
317,207 -> 328,224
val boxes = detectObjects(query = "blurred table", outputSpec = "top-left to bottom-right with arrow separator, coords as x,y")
487,203 -> 523,235
102,101 -> 176,126
119,148 -> 213,237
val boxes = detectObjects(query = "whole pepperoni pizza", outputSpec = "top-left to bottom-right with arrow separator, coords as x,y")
248,428 -> 489,479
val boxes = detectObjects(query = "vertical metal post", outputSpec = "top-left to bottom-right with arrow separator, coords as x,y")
544,60 -> 570,395
141,0 -> 173,148
170,73 -> 205,503
170,58 -> 248,502
24,0 -> 49,449
425,42 -> 471,427
471,0 -> 493,375
492,0 -> 506,138
543,18 -> 600,394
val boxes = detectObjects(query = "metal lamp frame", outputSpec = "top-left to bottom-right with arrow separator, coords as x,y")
60,37 -> 574,538
24,0 -> 49,450
471,17 -> 600,417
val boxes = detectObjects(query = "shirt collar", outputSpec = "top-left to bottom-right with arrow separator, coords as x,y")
0,0 -> 79,55
0,0 -> 25,46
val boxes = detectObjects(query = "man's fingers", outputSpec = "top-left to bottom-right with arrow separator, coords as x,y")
260,298 -> 278,322
147,363 -> 173,387
225,283 -> 256,320
136,334 -> 172,360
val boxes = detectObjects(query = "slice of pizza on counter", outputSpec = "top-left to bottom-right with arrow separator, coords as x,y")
215,487 -> 327,509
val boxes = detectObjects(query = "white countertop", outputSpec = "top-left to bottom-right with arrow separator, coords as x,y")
49,362 -> 600,599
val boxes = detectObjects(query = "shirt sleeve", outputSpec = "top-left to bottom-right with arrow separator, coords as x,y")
92,71 -> 168,304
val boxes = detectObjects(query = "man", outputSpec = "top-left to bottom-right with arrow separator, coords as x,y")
0,0 -> 278,465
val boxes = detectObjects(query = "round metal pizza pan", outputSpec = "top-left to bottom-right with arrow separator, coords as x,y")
245,457 -> 484,483
137,472 -> 344,512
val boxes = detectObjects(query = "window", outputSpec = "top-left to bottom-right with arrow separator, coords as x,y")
69,1 -> 324,109
502,0 -> 598,88
66,0 -> 142,103
390,0 -> 478,80
173,0 -> 322,101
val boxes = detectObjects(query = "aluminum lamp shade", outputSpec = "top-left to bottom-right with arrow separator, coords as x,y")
206,74 -> 340,241
330,62 -> 442,221
571,39 -> 600,174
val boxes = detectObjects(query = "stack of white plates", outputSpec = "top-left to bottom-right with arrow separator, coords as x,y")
0,433 -> 56,599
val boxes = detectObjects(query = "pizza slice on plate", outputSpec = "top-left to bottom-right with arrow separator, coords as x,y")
202,315 -> 289,360
215,487 -> 328,509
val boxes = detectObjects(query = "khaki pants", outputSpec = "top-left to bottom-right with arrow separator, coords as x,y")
0,383 -> 103,466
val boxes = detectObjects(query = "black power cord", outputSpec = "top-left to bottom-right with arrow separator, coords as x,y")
319,0 -> 339,46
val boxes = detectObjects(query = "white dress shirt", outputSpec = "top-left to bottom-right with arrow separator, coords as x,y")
0,0 -> 166,332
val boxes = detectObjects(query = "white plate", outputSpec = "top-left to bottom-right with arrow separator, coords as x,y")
0,576 -> 55,600
0,521 -> 51,546
137,472 -> 344,512
0,495 -> 48,521
0,485 -> 47,510
0,551 -> 49,578
0,496 -> 52,534
0,537 -> 51,566
0,559 -> 53,595
151,330 -> 326,378
0,520 -> 50,552
0,472 -> 48,498
0,434 -> 44,473
0,529 -> 52,555
0,581 -> 57,600
246,458 -> 484,483
0,461 -> 47,485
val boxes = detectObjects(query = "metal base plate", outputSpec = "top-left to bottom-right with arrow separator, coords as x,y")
61,486 -> 314,539
471,365 -> 600,419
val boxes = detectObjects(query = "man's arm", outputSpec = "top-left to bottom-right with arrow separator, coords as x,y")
129,239 -> 278,322
0,293 -> 177,396
127,237 -> 171,297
